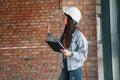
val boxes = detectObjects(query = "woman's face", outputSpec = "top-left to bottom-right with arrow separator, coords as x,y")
62,14 -> 67,26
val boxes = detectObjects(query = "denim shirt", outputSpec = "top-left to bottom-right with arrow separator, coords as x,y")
48,29 -> 88,71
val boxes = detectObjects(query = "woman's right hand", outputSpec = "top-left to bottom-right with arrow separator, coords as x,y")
47,23 -> 51,34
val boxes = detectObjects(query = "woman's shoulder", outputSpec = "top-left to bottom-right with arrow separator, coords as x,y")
74,28 -> 86,39
74,28 -> 82,35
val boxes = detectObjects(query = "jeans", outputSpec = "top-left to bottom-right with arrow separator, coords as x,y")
58,59 -> 83,80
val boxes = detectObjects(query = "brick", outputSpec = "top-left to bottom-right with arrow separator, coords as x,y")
0,0 -> 97,80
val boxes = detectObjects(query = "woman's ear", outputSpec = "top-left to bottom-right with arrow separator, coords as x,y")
73,20 -> 77,25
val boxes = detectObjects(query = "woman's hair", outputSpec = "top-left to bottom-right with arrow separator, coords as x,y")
60,14 -> 77,48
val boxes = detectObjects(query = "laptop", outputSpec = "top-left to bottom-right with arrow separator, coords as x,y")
45,40 -> 65,52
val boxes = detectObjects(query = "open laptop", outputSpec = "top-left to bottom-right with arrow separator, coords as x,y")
45,40 -> 65,52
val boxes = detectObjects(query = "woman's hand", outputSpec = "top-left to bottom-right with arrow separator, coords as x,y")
60,49 -> 73,57
47,23 -> 51,34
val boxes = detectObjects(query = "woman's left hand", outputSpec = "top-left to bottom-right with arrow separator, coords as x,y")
60,49 -> 73,57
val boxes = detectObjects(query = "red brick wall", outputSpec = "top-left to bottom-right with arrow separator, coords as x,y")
0,0 -> 61,80
0,0 -> 98,80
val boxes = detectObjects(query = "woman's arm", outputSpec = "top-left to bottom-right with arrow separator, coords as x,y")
71,32 -> 88,62
47,24 -> 61,42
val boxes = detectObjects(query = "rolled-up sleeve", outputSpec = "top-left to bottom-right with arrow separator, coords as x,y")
48,33 -> 54,41
48,33 -> 60,42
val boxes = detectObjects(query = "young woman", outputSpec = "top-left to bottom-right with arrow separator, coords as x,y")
47,7 -> 88,80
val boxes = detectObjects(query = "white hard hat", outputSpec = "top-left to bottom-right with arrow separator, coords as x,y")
64,7 -> 81,23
